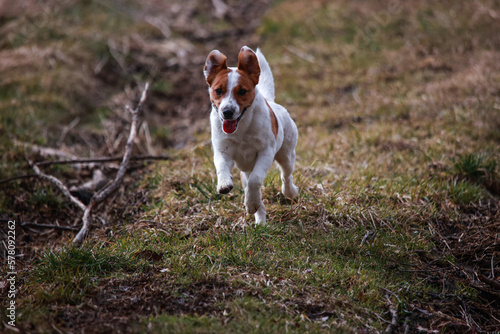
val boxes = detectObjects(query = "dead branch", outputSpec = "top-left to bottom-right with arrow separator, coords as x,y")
478,273 -> 500,290
20,222 -> 79,231
73,82 -> 149,244
15,139 -> 80,161
16,139 -> 97,170
34,154 -> 171,167
31,164 -> 87,212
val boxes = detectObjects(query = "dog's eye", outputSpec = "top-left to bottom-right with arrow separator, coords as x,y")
215,88 -> 223,96
238,89 -> 247,96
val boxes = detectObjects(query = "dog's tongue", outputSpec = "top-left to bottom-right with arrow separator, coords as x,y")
222,120 -> 237,134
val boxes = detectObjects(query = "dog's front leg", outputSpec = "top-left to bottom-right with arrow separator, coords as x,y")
214,150 -> 234,194
245,150 -> 274,223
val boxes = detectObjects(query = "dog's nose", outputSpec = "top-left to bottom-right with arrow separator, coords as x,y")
222,108 -> 235,120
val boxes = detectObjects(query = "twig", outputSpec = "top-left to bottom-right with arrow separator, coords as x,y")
0,153 -> 169,185
385,294 -> 398,334
73,82 -> 149,244
34,154 -> 171,167
360,230 -> 371,247
31,164 -> 87,211
478,273 -> 500,290
57,117 -> 80,145
15,140 -> 80,160
20,222 -> 79,231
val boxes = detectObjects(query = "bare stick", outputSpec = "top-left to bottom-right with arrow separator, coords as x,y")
32,164 -> 87,212
34,154 -> 171,167
20,222 -> 79,231
73,82 -> 149,244
478,273 -> 500,290
15,140 -> 80,160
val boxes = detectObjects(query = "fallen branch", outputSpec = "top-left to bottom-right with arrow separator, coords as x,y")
31,164 -> 87,212
14,140 -> 79,160
73,82 -> 149,244
478,273 -> 500,290
35,154 -> 171,167
2,155 -> 170,185
20,222 -> 79,231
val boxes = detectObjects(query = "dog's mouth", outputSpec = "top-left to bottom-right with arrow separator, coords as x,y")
220,108 -> 247,134
222,119 -> 238,134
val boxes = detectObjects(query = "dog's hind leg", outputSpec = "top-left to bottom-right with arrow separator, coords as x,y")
276,149 -> 299,199
241,170 -> 266,224
244,149 -> 275,223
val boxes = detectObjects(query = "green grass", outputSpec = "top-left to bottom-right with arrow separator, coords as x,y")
452,153 -> 498,180
30,244 -> 140,304
140,299 -> 356,334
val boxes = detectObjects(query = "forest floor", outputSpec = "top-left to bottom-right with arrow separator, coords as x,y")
1,0 -> 499,333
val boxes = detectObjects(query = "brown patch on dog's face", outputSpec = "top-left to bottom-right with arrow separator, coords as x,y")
233,70 -> 256,111
222,46 -> 260,113
204,47 -> 262,134
208,68 -> 230,109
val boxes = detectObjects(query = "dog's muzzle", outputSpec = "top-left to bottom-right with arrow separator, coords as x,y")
219,107 -> 247,134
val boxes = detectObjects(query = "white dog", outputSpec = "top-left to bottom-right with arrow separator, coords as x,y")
203,46 -> 299,224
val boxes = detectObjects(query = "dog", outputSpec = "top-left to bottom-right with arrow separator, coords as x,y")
203,46 -> 299,224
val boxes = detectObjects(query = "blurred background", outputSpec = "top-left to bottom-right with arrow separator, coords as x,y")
0,0 -> 270,155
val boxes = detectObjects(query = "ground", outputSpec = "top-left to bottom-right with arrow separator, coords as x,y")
0,0 -> 499,333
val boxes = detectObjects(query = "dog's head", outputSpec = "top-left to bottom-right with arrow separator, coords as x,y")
203,46 -> 260,134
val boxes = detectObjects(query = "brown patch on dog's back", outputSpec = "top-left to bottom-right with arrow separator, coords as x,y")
266,100 -> 279,139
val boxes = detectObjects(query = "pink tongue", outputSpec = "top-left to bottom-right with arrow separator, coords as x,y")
222,120 -> 238,134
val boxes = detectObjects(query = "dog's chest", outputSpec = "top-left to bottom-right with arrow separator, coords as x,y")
227,135 -> 266,172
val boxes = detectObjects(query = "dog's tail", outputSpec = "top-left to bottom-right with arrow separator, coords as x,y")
256,48 -> 275,103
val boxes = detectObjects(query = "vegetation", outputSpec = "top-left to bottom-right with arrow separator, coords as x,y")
1,0 -> 499,333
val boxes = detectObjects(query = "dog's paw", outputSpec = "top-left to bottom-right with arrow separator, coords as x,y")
254,205 -> 266,224
217,177 -> 233,194
244,193 -> 262,215
282,184 -> 299,199
218,183 -> 233,194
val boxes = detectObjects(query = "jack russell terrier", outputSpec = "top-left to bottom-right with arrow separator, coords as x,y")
203,46 -> 299,224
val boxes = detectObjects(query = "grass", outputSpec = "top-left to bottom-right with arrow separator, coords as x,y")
140,299 -> 355,334
30,244 -> 140,305
1,0 -> 500,332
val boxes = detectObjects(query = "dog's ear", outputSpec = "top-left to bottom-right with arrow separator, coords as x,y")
204,50 -> 228,86
237,46 -> 260,86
